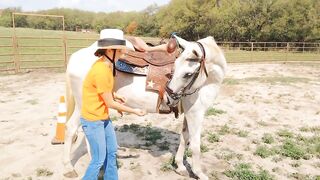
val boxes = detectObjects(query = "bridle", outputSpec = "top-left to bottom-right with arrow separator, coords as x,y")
165,42 -> 208,103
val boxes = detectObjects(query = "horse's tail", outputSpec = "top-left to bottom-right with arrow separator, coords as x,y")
66,73 -> 75,122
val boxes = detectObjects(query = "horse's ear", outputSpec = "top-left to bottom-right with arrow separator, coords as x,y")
208,36 -> 215,40
174,35 -> 190,49
205,36 -> 216,43
199,36 -> 216,46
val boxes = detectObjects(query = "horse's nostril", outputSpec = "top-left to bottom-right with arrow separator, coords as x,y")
166,96 -> 171,106
165,73 -> 172,79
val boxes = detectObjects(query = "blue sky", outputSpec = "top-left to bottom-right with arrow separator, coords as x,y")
0,0 -> 171,12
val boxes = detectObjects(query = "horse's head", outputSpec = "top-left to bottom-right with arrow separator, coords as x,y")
165,35 -> 226,107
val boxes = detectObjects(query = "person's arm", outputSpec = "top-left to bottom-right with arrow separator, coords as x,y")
127,36 -> 168,52
102,92 -> 146,116
113,92 -> 126,104
95,62 -> 146,116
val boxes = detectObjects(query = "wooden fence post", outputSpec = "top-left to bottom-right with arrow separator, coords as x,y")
250,42 -> 253,62
12,34 -> 20,73
63,36 -> 67,68
12,13 -> 20,73
286,42 -> 289,61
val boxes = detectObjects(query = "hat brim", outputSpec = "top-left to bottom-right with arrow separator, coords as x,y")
94,39 -> 135,51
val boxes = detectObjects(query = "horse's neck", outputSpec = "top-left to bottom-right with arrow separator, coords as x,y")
198,37 -> 227,77
68,48 -> 99,80
182,80 -> 219,113
183,51 -> 226,111
203,44 -> 227,85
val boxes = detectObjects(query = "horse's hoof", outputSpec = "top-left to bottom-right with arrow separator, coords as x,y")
175,167 -> 188,176
63,170 -> 78,178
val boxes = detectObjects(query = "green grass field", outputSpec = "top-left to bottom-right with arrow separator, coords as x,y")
225,50 -> 320,63
0,26 -> 319,72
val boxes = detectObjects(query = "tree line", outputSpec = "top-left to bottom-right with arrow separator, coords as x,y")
0,0 -> 319,42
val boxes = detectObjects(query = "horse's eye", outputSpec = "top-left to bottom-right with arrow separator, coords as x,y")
183,73 -> 193,78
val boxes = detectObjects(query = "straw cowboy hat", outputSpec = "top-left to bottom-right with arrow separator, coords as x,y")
94,28 -> 135,52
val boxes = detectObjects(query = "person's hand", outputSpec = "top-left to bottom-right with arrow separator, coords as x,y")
134,109 -> 147,116
114,94 -> 126,104
117,110 -> 123,117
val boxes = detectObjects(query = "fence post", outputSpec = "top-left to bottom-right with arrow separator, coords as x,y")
250,42 -> 253,62
286,42 -> 289,62
63,35 -> 67,68
12,35 -> 20,73
12,13 -> 20,73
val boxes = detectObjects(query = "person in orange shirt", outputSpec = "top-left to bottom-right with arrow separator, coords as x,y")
80,29 -> 146,180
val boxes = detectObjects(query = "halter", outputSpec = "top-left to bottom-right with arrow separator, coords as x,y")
165,42 -> 208,103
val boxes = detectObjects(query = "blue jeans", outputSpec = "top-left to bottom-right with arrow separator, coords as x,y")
80,117 -> 118,180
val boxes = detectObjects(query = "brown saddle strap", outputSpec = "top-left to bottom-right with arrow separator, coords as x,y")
124,51 -> 176,67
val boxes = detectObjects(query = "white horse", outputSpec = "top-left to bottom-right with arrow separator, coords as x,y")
63,35 -> 226,180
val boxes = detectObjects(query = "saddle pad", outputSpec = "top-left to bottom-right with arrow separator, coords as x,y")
115,60 -> 148,76
145,63 -> 173,92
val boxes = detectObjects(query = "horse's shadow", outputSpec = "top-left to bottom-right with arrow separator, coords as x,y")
71,123 -> 180,163
115,124 -> 180,156
71,123 -> 197,178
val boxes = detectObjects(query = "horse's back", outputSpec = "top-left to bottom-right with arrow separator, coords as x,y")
67,43 -> 97,77
66,43 -> 98,109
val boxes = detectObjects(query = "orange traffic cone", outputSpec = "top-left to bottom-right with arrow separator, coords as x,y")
51,96 -> 66,145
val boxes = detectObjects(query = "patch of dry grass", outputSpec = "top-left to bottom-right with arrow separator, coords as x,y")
35,168 -> 53,177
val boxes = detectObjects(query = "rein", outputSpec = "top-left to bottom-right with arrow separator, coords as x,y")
197,42 -> 208,77
165,42 -> 208,102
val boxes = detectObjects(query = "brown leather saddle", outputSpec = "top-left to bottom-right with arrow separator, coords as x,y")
117,38 -> 177,115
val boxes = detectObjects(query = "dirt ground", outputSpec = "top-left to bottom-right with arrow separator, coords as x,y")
0,63 -> 319,180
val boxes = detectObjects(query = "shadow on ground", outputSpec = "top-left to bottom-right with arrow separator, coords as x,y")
70,124 -> 181,165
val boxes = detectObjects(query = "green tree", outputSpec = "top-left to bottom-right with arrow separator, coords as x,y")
0,8 -> 14,27
135,4 -> 160,36
267,0 -> 319,41
0,0 -> 318,42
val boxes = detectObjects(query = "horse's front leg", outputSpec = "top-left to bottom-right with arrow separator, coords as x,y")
175,116 -> 189,176
185,110 -> 208,180
63,107 -> 80,178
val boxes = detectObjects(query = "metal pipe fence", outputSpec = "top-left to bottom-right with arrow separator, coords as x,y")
217,41 -> 320,63
0,36 -> 319,73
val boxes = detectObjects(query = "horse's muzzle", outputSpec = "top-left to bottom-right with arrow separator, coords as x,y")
165,92 -> 180,108
164,83 -> 181,107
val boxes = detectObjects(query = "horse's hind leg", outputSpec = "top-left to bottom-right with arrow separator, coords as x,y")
185,112 -> 208,180
63,107 -> 80,178
175,116 -> 189,176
